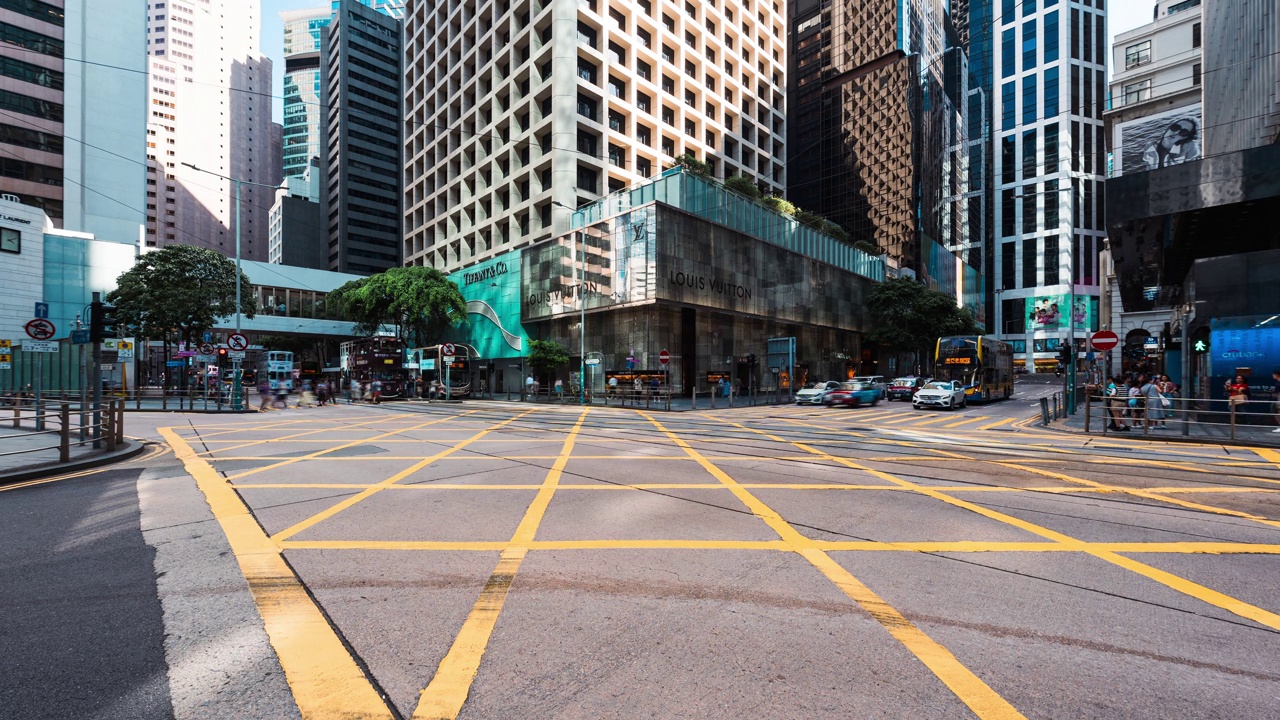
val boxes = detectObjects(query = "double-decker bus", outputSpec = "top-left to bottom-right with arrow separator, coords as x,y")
258,351 -> 295,392
296,360 -> 320,386
346,336 -> 408,398
412,344 -> 474,398
934,336 -> 1014,403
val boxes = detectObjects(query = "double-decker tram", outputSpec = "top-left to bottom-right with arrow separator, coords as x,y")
934,336 -> 1015,403
345,336 -> 408,398
258,351 -> 296,392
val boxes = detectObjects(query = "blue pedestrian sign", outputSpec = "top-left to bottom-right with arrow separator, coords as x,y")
71,329 -> 91,345
203,331 -> 213,343
34,302 -> 48,319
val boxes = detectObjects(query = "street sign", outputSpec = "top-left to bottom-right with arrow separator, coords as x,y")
203,331 -> 213,343
175,350 -> 196,358
199,342 -> 214,355
227,333 -> 248,351
22,340 -> 58,353
116,340 -> 134,359
207,365 -> 220,376
423,358 -> 436,370
101,364 -> 115,371
71,329 -> 91,345
1089,330 -> 1119,351
659,349 -> 670,365
0,340 -> 8,349
442,342 -> 456,356
584,357 -> 601,366
442,355 -> 455,364
24,318 -> 55,340
33,302 -> 48,319
195,354 -> 218,363
166,360 -> 186,367
228,350 -> 246,361
770,366 -> 780,373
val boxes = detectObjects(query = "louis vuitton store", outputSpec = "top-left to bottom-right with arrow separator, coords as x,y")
499,170 -> 885,394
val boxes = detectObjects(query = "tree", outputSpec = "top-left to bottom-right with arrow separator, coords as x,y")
669,153 -> 712,177
724,174 -> 762,199
854,240 -> 880,256
108,244 -> 256,350
760,195 -> 795,216
526,339 -> 570,386
793,209 -> 825,230
867,277 -> 980,375
327,266 -> 467,347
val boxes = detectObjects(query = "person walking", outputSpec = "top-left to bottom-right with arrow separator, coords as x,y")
554,378 -> 564,402
1105,376 -> 1128,431
257,379 -> 272,412
632,377 -> 642,406
371,379 -> 383,404
1140,376 -> 1164,429
607,375 -> 618,402
349,378 -> 361,404
525,374 -> 535,401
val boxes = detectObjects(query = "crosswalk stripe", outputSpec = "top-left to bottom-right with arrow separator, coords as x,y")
944,416 -> 990,428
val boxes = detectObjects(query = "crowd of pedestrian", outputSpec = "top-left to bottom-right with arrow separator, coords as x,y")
1104,373 -> 1177,431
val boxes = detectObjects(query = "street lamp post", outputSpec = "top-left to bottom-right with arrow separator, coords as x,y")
181,162 -> 276,410
552,201 -> 586,405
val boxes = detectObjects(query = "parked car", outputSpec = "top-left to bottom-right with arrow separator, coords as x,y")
887,376 -> 927,401
795,380 -> 842,405
852,375 -> 889,399
824,381 -> 881,408
912,380 -> 968,410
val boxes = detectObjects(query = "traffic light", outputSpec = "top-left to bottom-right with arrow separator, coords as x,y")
88,301 -> 120,342
217,347 -> 229,361
747,352 -> 757,367
1057,342 -> 1072,364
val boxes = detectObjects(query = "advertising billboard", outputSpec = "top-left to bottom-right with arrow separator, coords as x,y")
1115,104 -> 1202,177
1028,295 -> 1097,332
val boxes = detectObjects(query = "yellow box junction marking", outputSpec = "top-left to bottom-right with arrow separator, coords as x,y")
645,412 -> 1026,720
412,409 -> 590,720
160,427 -> 394,719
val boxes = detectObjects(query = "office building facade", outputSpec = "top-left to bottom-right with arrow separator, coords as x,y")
281,6 -> 332,179
145,0 -> 280,260
402,0 -> 787,273
990,0 -> 1107,371
320,0 -> 402,274
786,0 -> 984,322
0,0 -> 146,240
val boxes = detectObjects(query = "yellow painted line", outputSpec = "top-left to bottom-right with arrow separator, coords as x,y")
976,417 -> 1015,431
882,413 -> 940,425
1255,448 -> 1280,471
998,462 -> 1280,531
271,410 -> 536,542
197,414 -> 414,455
944,416 -> 990,429
648,413 -> 1026,720
226,409 -> 485,481
910,414 -> 974,427
411,409 -> 590,720
159,427 -> 393,719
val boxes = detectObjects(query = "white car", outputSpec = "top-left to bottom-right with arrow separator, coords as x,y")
852,375 -> 889,399
795,380 -> 842,405
912,380 -> 967,410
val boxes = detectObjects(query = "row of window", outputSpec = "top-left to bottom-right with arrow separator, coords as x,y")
998,235 -> 1100,303
0,0 -> 63,27
1123,22 -> 1199,70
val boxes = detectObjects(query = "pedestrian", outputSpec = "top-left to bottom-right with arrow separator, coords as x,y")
1273,369 -> 1280,433
1226,375 -> 1250,414
300,380 -> 316,408
650,376 -> 660,400
632,377 -> 642,406
1105,376 -> 1128,431
349,378 -> 361,404
1140,376 -> 1164,429
554,378 -> 564,401
273,384 -> 288,410
718,377 -> 728,398
257,379 -> 272,412
608,375 -> 618,402
1126,379 -> 1142,426
525,374 -> 535,400
371,379 -> 383,404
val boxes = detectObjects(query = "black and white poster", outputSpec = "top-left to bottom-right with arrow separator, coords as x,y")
1116,104 -> 1202,176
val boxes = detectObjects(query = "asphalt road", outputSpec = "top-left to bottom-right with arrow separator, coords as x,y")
3,379 -> 1280,720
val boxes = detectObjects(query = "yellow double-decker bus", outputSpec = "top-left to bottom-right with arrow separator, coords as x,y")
934,336 -> 1015,403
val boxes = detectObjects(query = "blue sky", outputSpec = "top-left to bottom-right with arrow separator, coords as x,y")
258,0 -> 1151,123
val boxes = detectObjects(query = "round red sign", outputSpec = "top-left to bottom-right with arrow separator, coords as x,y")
1090,330 -> 1119,351
659,350 -> 670,365
24,318 -> 55,340
442,342 -> 456,356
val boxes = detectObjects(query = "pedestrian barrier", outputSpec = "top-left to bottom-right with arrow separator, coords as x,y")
1082,391 -> 1280,444
0,398 -> 125,467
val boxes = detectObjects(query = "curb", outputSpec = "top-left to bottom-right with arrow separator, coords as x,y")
1038,418 -> 1280,449
0,439 -> 148,486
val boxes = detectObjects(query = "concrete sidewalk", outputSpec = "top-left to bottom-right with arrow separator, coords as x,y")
1049,403 -> 1280,447
0,413 -> 143,482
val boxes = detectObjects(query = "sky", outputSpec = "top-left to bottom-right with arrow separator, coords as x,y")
258,0 -> 1157,123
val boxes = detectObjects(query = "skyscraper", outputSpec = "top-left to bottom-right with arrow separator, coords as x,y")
402,0 -> 787,272
0,0 -> 146,240
990,0 -> 1106,371
321,0 -> 402,274
280,1 -> 404,181
146,0 -> 280,260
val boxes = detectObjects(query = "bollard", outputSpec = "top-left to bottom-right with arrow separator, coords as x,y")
116,399 -> 125,446
11,404 -> 18,429
1230,402 -> 1237,441
105,401 -> 117,452
1084,391 -> 1092,431
59,403 -> 70,463
691,389 -> 697,410
710,388 -> 716,409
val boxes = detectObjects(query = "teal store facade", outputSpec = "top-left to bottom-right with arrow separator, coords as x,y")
445,250 -> 531,394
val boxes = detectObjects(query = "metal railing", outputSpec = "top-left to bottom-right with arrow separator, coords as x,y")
1082,391 -> 1280,443
0,398 -> 126,466
2,386 -> 256,412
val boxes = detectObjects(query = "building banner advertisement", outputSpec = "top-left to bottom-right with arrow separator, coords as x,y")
1115,104 -> 1202,177
1028,295 -> 1096,332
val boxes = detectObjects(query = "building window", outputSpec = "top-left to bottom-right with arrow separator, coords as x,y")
1022,20 -> 1036,71
637,124 -> 651,145
608,76 -> 626,97
1124,40 -> 1151,69
1001,81 -> 1015,130
1002,29 -> 1015,78
1022,75 -> 1037,124
1044,66 -> 1059,116
1043,122 -> 1059,174
1192,22 -> 1201,48
662,106 -> 674,125
1044,235 -> 1059,285
608,41 -> 626,65
1002,243 -> 1016,291
637,157 -> 652,177
637,92 -> 651,113
608,143 -> 625,166
1021,186 -> 1037,234
577,22 -> 597,48
576,166 -> 598,193
684,119 -> 695,136
637,60 -> 651,81
661,137 -> 675,156
1001,188 -> 1016,236
576,94 -> 597,120
684,89 -> 695,107
1192,62 -> 1201,86
1044,179 -> 1059,229
577,59 -> 598,84
1044,11 -> 1059,62
662,44 -> 675,63
638,28 -> 652,48
1001,136 -> 1016,184
661,75 -> 675,94
1022,238 -> 1036,288
1022,129 -> 1037,179
1122,79 -> 1150,106
608,110 -> 625,132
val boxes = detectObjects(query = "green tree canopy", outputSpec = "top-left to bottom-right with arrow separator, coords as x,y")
760,195 -> 795,216
327,266 -> 467,347
107,244 -> 256,346
724,174 -> 762,199
669,153 -> 712,177
526,339 -> 570,382
867,277 -> 980,367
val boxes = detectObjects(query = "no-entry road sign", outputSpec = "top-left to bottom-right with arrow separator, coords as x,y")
1090,330 -> 1119,351
659,349 -> 670,365
24,318 -> 55,340
442,342 -> 456,356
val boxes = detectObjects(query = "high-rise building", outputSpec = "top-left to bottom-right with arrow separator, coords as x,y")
990,0 -> 1106,371
281,7 -> 332,179
269,157 -> 328,269
402,0 -> 787,272
321,0 -> 402,275
146,0 -> 280,261
786,0 -> 982,317
0,0 -> 146,240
